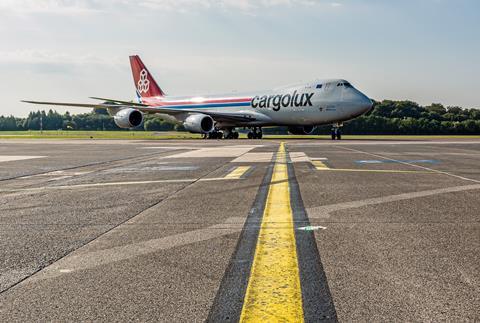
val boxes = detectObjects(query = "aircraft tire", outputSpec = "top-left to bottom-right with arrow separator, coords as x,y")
247,132 -> 254,139
233,132 -> 239,139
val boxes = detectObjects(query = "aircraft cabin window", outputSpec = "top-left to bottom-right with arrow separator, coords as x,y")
316,84 -> 322,89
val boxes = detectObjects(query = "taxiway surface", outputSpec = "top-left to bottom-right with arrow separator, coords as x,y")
0,138 -> 478,321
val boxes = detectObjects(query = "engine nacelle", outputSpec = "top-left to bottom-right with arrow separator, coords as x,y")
288,125 -> 316,135
113,108 -> 144,129
183,114 -> 214,133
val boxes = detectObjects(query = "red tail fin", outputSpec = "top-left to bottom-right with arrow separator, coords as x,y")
129,55 -> 165,98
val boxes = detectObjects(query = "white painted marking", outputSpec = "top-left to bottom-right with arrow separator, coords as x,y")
141,146 -> 198,150
59,269 -> 73,273
29,217 -> 246,282
20,183 -> 480,284
163,145 -> 262,158
231,152 -> 325,163
231,152 -> 274,163
20,170 -> 91,179
0,177 -> 243,193
103,166 -> 198,173
339,146 -> 480,184
0,156 -> 45,163
297,225 -> 327,231
307,184 -> 480,219
47,176 -> 73,182
289,152 -> 310,162
290,141 -> 480,146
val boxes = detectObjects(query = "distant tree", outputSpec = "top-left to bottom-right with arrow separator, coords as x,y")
0,116 -> 19,130
144,117 -> 175,131
425,103 -> 447,115
2,101 -> 479,135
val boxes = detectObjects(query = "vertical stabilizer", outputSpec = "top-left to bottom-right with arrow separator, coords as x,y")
129,55 -> 165,98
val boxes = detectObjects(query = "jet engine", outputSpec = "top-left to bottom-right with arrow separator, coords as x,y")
288,125 -> 316,135
113,108 -> 144,128
183,114 -> 214,133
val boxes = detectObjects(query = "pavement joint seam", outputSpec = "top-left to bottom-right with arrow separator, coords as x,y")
337,146 -> 480,184
0,147 -> 256,295
0,149 -> 182,186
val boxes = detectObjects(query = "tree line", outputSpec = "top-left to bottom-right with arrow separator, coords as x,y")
1,100 -> 479,135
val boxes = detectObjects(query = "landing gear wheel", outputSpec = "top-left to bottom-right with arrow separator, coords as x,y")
247,132 -> 254,139
233,132 -> 239,139
331,127 -> 341,140
257,132 -> 263,139
208,131 -> 223,139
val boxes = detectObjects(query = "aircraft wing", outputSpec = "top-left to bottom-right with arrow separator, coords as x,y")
21,100 -> 131,109
87,97 -> 258,122
88,97 -> 149,107
22,100 -> 260,123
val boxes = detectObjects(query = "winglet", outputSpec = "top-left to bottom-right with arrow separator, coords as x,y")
129,55 -> 165,98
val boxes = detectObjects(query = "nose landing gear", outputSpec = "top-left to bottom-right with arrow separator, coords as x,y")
331,123 -> 343,140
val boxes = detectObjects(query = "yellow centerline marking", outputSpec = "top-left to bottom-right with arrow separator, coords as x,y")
224,166 -> 251,179
240,142 -> 304,322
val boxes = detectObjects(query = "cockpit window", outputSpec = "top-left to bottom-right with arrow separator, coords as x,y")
337,82 -> 353,88
316,84 -> 322,89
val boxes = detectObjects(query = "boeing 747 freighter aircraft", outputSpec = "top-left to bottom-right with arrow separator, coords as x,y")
23,55 -> 373,139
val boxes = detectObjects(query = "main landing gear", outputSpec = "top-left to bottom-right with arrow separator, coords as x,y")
223,128 -> 240,139
204,127 -> 262,140
331,123 -> 342,140
205,128 -> 239,139
247,127 -> 263,139
207,130 -> 223,139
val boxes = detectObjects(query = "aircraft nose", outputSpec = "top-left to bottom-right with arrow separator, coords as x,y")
357,91 -> 373,113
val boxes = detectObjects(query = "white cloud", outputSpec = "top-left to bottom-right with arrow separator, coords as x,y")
0,49 -> 119,65
0,0 -> 99,15
0,49 -> 124,75
0,0 -> 331,15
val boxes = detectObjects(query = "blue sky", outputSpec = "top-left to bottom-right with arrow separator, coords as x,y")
0,0 -> 479,116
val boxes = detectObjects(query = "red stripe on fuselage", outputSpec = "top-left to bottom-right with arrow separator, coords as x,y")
141,97 -> 252,107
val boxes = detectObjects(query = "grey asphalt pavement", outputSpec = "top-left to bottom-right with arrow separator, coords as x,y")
0,138 -> 478,321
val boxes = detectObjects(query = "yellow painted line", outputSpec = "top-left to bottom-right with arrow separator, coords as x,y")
224,166 -> 251,179
316,168 -> 437,174
240,142 -> 304,322
311,160 -> 330,170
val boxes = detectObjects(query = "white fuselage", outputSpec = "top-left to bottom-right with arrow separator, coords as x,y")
142,79 -> 373,129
